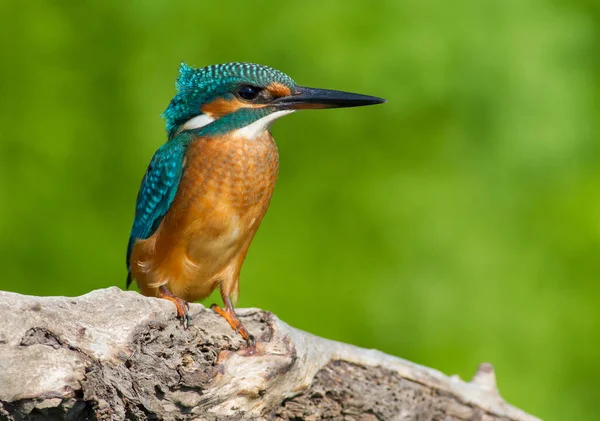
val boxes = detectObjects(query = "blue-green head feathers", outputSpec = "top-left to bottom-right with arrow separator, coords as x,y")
162,62 -> 296,139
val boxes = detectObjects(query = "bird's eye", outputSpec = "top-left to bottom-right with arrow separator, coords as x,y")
237,85 -> 261,101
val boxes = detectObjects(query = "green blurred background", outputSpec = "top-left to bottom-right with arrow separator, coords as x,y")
1,0 -> 598,419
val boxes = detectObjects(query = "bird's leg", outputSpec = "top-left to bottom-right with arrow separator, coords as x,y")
211,293 -> 255,346
158,285 -> 191,329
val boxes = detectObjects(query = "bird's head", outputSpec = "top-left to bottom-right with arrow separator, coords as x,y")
163,62 -> 385,139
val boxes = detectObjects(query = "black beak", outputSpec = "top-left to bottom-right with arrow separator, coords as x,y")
274,86 -> 386,110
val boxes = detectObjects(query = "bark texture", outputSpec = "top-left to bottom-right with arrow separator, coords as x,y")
0,288 -> 541,421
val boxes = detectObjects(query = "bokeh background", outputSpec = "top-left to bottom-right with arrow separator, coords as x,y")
1,0 -> 598,419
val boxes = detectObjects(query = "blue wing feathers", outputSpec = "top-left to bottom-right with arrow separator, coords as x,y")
126,137 -> 188,286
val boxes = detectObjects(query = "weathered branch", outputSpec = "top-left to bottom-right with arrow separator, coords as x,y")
0,288 -> 541,420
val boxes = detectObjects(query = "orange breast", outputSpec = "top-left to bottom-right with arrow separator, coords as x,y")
130,131 -> 279,302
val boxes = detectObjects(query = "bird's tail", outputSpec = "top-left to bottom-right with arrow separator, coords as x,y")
126,271 -> 133,289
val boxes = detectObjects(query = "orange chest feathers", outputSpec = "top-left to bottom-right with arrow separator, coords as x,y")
164,132 -> 280,246
183,132 -> 279,212
130,132 -> 280,302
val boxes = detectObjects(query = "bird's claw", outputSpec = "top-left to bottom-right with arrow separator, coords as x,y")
158,286 -> 191,329
181,313 -> 191,330
210,303 -> 255,347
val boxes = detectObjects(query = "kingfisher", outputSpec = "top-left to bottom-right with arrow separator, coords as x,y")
126,62 -> 385,345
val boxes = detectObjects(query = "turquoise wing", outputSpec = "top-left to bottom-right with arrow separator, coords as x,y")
126,138 -> 187,287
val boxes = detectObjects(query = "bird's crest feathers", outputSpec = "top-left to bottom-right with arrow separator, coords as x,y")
176,62 -> 196,93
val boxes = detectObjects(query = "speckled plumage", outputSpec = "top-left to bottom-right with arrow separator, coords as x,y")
126,136 -> 187,273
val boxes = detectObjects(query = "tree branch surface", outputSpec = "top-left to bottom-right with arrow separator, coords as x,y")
0,288 -> 541,420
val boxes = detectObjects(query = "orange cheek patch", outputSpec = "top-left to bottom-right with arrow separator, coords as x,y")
201,97 -> 246,118
201,97 -> 268,118
267,82 -> 292,98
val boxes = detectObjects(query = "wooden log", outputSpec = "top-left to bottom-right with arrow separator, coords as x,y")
0,288 -> 541,420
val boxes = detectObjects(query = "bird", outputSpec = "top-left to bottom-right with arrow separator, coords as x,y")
126,62 -> 385,345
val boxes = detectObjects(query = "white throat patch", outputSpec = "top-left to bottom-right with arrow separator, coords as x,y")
233,110 -> 295,139
181,113 -> 215,131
